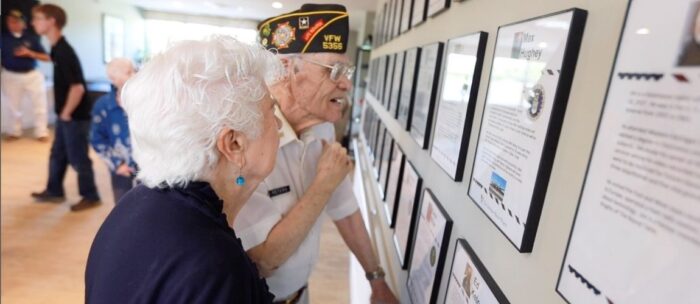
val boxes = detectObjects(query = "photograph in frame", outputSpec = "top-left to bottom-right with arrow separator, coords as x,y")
384,142 -> 406,228
384,54 -> 396,108
467,8 -> 587,252
374,125 -> 388,179
411,0 -> 426,28
410,42 -> 444,149
398,47 -> 422,130
102,14 -> 125,64
393,161 -> 423,269
378,131 -> 394,197
430,31 -> 488,181
407,189 -> 454,304
427,0 -> 450,18
389,51 -> 406,118
401,0 -> 414,34
557,1 -> 700,303
445,239 -> 510,304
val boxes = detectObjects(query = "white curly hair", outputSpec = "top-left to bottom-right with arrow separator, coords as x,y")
121,36 -> 284,188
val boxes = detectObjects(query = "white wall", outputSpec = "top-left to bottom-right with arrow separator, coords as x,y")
359,0 -> 631,303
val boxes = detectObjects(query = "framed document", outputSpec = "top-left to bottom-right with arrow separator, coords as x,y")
400,0 -> 413,34
431,32 -> 488,181
370,113 -> 380,160
362,106 -> 373,155
393,0 -> 404,38
467,9 -> 587,252
384,54 -> 396,108
407,189 -> 453,304
410,42 -> 444,149
102,14 -> 125,63
377,56 -> 388,107
378,131 -> 394,192
393,161 -> 423,268
427,0 -> 450,18
374,124 -> 387,175
389,51 -> 406,118
398,47 -> 422,130
384,142 -> 406,227
557,1 -> 700,303
445,239 -> 510,304
411,0 -> 426,28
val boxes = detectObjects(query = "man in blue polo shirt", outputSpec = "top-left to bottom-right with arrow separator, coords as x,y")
1,9 -> 50,141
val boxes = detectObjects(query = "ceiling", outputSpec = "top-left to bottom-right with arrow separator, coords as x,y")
129,0 -> 377,29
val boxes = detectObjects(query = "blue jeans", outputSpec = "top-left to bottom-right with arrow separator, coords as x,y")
110,172 -> 134,204
46,120 -> 100,201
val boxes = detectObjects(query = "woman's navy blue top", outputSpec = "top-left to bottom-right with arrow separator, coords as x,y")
85,182 -> 274,303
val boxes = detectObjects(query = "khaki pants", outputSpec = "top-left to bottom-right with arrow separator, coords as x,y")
1,69 -> 48,137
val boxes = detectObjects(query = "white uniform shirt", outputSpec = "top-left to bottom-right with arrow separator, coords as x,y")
231,113 -> 359,300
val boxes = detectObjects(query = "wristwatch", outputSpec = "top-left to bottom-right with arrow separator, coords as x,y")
365,266 -> 385,281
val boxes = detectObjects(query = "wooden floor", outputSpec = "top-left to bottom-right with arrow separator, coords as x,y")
1,132 -> 349,303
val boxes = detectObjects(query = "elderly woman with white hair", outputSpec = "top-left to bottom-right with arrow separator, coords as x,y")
89,58 -> 137,204
85,36 -> 288,303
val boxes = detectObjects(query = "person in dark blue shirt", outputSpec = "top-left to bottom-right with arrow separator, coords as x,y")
85,36 -> 285,303
1,9 -> 50,140
89,58 -> 137,203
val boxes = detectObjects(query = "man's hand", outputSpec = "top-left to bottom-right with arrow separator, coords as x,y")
13,46 -> 33,58
314,140 -> 352,193
59,112 -> 72,122
116,163 -> 134,177
370,279 -> 399,304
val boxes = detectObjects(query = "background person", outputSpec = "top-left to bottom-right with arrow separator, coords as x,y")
85,36 -> 284,303
231,4 -> 399,304
1,9 -> 50,141
29,3 -> 101,211
89,58 -> 137,203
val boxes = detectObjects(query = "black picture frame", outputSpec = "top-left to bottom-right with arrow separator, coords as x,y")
410,42 -> 444,149
384,54 -> 396,108
400,0 -> 414,34
398,47 -> 422,131
378,131 -> 394,190
374,123 -> 387,176
384,142 -> 406,228
444,239 -> 510,304
466,8 -> 587,252
389,51 -> 406,118
411,0 -> 427,28
427,0 -> 450,18
430,31 -> 488,181
394,0 -> 404,38
556,1 -> 700,303
392,161 -> 423,269
407,189 -> 454,304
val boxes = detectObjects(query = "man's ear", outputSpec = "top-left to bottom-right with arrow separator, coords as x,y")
216,128 -> 246,168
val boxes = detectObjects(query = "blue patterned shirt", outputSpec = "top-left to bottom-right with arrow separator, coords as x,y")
90,88 -> 136,172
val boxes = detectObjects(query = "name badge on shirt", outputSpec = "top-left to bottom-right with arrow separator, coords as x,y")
268,186 -> 291,198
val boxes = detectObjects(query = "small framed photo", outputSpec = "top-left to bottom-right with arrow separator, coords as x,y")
407,189 -> 454,304
102,14 -> 125,63
445,239 -> 510,303
392,161 -> 423,268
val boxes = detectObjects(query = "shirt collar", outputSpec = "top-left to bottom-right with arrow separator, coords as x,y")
103,87 -> 120,111
275,110 -> 336,148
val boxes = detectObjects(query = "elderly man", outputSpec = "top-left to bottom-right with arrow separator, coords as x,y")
230,4 -> 399,304
1,9 -> 50,141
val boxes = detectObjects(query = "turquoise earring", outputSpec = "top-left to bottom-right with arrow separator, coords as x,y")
235,164 -> 245,186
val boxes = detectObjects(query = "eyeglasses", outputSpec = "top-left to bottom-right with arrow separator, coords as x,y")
299,57 -> 355,82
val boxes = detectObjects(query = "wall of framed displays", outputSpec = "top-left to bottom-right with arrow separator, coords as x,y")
352,0 -> 682,303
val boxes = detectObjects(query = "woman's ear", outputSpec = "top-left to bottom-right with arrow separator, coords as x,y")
216,128 -> 246,167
